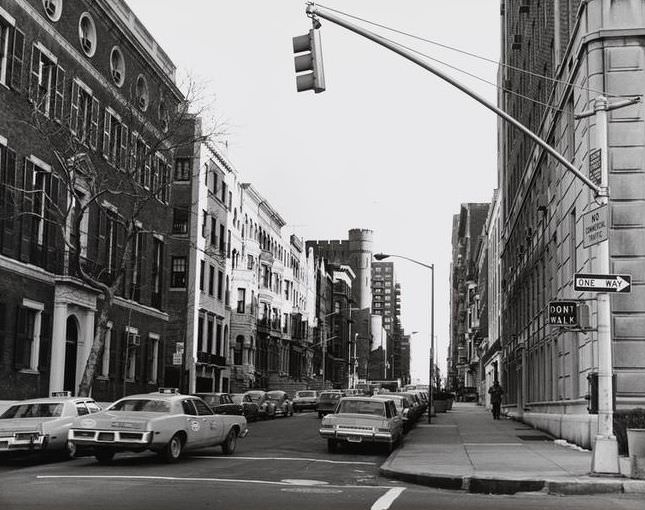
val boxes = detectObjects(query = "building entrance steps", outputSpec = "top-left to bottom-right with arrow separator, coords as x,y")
379,402 -> 645,495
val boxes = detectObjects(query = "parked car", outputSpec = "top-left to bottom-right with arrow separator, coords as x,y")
265,391 -> 294,417
292,390 -> 318,412
317,391 -> 343,418
230,393 -> 260,422
399,392 -> 423,421
319,397 -> 404,453
343,388 -> 362,396
68,388 -> 248,464
243,390 -> 277,419
372,394 -> 414,432
0,392 -> 101,459
194,393 -> 244,416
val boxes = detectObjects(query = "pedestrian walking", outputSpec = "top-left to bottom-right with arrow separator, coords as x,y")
488,380 -> 504,420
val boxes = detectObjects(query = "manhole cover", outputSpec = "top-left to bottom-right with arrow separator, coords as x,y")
517,434 -> 552,441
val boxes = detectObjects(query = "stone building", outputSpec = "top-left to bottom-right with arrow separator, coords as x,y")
499,0 -> 645,447
0,0 -> 190,400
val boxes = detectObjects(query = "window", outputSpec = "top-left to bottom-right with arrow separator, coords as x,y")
0,13 -> 16,87
174,158 -> 190,181
199,260 -> 205,291
197,313 -> 204,352
0,20 -> 24,91
135,74 -> 149,111
70,80 -> 99,146
151,237 -> 163,308
104,212 -> 119,276
130,231 -> 144,301
201,210 -> 208,238
158,100 -> 169,132
109,46 -> 125,86
210,216 -> 217,246
29,44 -> 60,118
206,315 -> 213,353
14,300 -> 44,372
237,288 -> 246,313
42,0 -> 63,21
75,403 -> 89,416
172,208 -> 188,234
102,108 -> 128,170
30,163 -> 50,248
208,265 -> 214,296
147,334 -> 159,383
217,270 -> 224,300
78,13 -> 97,57
170,257 -> 187,288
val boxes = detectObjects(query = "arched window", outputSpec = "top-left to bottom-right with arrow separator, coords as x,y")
234,335 -> 243,365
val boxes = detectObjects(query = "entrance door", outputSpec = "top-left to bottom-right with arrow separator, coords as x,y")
64,317 -> 78,393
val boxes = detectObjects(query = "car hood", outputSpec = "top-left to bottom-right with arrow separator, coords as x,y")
71,411 -> 165,430
0,417 -> 56,433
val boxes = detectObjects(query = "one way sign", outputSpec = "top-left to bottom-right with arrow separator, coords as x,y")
574,273 -> 632,293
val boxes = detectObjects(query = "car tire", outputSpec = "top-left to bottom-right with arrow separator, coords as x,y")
221,429 -> 238,455
161,433 -> 184,463
327,439 -> 338,453
62,440 -> 77,460
95,449 -> 115,464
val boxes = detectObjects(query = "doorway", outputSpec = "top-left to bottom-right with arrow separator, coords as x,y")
64,316 -> 79,394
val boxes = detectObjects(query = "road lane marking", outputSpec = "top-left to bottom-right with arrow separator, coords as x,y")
281,479 -> 328,485
371,487 -> 405,510
192,455 -> 376,465
282,488 -> 343,494
36,475 -> 394,489
463,443 -> 523,446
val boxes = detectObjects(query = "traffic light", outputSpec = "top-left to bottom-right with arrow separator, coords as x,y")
292,29 -> 326,93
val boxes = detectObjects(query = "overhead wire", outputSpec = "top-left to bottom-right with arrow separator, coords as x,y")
314,2 -> 623,99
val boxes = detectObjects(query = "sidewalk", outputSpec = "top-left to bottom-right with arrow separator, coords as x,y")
380,402 -> 645,495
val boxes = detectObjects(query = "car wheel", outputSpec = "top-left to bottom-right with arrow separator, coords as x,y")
288,407 -> 294,417
221,429 -> 238,455
62,440 -> 77,460
327,439 -> 338,453
95,449 -> 115,464
161,433 -> 184,463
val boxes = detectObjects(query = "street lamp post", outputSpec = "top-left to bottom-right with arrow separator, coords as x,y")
374,253 -> 434,424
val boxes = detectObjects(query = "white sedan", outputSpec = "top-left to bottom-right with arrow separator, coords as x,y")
68,389 -> 248,463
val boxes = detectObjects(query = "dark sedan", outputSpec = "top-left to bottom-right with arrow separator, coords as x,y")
194,393 -> 244,416
317,391 -> 343,418
230,393 -> 259,422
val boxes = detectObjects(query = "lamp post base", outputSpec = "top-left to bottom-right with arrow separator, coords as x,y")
591,435 -> 620,475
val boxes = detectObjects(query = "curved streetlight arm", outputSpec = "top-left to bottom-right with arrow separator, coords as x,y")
305,3 -> 603,197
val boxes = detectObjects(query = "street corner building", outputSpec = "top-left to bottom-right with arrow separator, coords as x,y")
449,0 -> 645,450
0,0 -> 198,401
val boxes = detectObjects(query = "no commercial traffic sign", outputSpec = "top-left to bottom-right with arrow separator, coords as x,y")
574,273 -> 632,293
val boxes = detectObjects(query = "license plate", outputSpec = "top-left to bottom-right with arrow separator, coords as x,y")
347,435 -> 362,443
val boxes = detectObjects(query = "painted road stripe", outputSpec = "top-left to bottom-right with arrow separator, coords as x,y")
371,487 -> 405,510
192,455 -> 376,465
36,475 -> 393,489
463,443 -> 523,446
415,424 -> 457,428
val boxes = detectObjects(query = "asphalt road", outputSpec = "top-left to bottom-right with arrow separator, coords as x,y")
1,410 -> 644,510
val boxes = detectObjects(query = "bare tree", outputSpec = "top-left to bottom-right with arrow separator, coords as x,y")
3,75 -> 222,396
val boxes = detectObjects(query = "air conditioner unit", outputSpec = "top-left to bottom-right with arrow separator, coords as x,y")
128,333 -> 141,347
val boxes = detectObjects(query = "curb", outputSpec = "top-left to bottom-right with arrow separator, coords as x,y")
379,461 -> 645,495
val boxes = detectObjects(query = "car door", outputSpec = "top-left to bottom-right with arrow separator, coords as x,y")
180,399 -> 205,447
192,398 -> 223,446
387,401 -> 402,439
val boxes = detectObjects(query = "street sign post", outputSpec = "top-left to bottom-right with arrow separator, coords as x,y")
583,206 -> 608,248
574,273 -> 632,293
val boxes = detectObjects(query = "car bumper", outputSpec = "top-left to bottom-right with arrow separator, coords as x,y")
293,402 -> 317,410
319,428 -> 393,444
0,433 -> 48,452
69,429 -> 153,449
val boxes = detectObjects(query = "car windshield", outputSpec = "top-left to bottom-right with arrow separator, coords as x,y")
245,393 -> 263,403
296,391 -> 315,398
230,395 -> 243,404
266,391 -> 284,400
320,392 -> 341,400
1,403 -> 64,418
337,400 -> 384,416
109,399 -> 171,413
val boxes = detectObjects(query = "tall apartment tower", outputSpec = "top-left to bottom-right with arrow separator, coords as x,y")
499,0 -> 645,447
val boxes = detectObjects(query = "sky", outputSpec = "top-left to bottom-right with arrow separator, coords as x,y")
127,0 -> 501,384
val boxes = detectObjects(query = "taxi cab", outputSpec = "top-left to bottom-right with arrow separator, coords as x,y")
319,396 -> 403,453
0,391 -> 101,458
68,388 -> 248,463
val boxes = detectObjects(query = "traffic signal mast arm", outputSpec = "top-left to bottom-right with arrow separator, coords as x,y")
304,3 -> 618,198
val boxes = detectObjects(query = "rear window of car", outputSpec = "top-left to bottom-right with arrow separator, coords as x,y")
109,399 -> 171,413
319,392 -> 341,400
337,400 -> 385,416
1,403 -> 64,418
296,391 -> 316,398
266,391 -> 284,400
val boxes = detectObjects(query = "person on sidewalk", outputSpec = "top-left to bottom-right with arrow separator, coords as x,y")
488,380 -> 504,420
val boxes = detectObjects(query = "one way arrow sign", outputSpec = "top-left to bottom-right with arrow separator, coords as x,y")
574,273 -> 632,293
